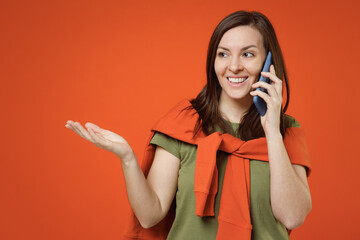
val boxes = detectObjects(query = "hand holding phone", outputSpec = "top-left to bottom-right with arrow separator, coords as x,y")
253,51 -> 273,116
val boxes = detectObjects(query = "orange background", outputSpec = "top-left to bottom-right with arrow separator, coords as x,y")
1,0 -> 359,239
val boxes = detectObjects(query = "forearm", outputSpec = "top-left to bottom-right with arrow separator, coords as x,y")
120,153 -> 163,228
266,131 -> 312,230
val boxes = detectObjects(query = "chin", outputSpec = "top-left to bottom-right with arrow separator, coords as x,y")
228,91 -> 252,101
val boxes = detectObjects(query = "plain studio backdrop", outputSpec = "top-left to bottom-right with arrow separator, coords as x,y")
1,0 -> 359,239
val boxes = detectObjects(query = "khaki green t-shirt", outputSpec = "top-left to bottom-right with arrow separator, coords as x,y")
150,115 -> 300,240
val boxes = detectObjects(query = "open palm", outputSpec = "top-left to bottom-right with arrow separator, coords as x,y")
65,121 -> 133,161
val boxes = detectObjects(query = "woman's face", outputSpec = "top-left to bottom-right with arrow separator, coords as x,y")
214,25 -> 266,104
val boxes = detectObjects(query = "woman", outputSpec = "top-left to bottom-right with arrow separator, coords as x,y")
65,11 -> 312,240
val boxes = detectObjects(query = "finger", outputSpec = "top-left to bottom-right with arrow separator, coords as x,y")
65,120 -> 75,130
65,120 -> 76,129
275,82 -> 282,96
70,123 -> 82,136
252,82 -> 278,98
68,122 -> 93,143
85,123 -> 116,142
269,65 -> 282,94
270,64 -> 276,75
260,72 -> 283,96
85,122 -> 104,133
250,90 -> 271,105
66,121 -> 94,144
94,131 -> 107,141
73,122 -> 87,138
88,127 -> 107,141
257,81 -> 281,98
251,88 -> 283,109
74,122 -> 95,143
65,124 -> 74,131
88,128 -> 106,146
84,124 -> 106,141
260,71 -> 282,85
67,121 -> 84,137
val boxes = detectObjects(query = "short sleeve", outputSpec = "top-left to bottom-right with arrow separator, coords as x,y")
284,114 -> 301,128
150,131 -> 181,159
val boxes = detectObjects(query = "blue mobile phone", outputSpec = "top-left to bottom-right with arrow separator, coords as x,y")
253,51 -> 273,116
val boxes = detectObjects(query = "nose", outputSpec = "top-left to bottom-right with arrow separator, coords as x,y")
229,57 -> 243,72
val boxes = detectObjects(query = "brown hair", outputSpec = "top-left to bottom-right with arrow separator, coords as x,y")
189,11 -> 290,140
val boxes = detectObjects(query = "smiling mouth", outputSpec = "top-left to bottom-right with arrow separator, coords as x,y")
227,77 -> 248,83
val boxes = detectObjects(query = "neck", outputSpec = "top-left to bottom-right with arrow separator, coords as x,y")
218,93 -> 253,123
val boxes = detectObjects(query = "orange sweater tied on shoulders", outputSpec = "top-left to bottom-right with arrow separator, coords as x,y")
123,99 -> 311,240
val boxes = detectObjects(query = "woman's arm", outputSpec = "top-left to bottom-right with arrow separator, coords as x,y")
65,121 -> 180,228
122,146 -> 180,228
266,132 -> 312,230
250,66 -> 312,229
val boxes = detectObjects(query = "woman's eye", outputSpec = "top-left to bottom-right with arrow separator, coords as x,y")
243,52 -> 254,57
218,52 -> 228,57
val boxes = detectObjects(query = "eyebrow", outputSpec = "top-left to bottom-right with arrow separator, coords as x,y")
217,45 -> 258,51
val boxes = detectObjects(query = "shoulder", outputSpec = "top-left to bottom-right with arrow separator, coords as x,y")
151,131 -> 181,145
150,132 -> 182,159
153,99 -> 195,127
284,114 -> 301,128
151,99 -> 205,143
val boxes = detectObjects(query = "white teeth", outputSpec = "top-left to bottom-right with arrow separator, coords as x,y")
227,77 -> 247,83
